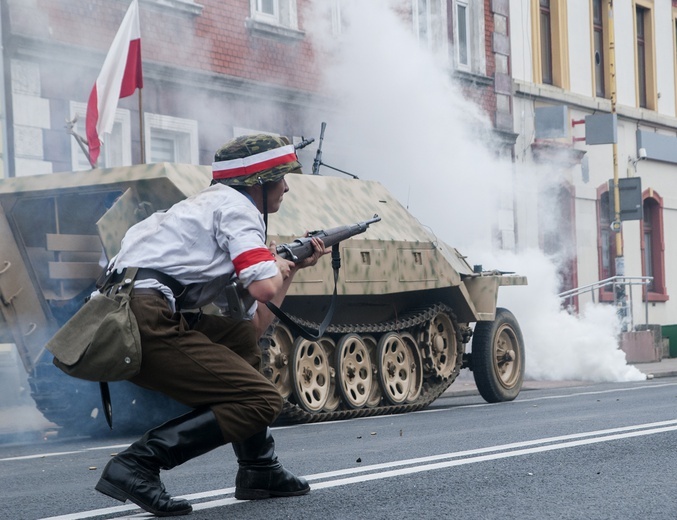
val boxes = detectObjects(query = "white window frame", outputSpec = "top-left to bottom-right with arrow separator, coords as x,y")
450,0 -> 485,74
413,0 -> 432,47
253,0 -> 278,24
69,101 -> 131,170
331,0 -> 343,36
412,0 -> 448,55
250,0 -> 298,29
454,0 -> 471,71
144,113 -> 199,165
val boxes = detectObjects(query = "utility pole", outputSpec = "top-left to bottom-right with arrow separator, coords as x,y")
607,0 -> 628,329
608,0 -> 622,261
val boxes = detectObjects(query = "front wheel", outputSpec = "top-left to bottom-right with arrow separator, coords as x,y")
471,308 -> 525,403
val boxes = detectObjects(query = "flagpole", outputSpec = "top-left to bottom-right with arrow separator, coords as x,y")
85,0 -> 142,167
138,88 -> 146,164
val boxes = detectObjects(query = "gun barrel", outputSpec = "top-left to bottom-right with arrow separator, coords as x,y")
276,215 -> 381,263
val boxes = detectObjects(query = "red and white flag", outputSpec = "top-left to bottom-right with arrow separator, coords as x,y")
86,0 -> 142,165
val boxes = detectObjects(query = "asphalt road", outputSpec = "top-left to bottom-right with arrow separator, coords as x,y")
2,377 -> 677,520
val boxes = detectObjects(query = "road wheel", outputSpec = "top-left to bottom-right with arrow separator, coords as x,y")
377,332 -> 412,405
335,334 -> 372,409
421,312 -> 459,380
261,325 -> 294,399
319,337 -> 340,412
401,332 -> 423,403
471,308 -> 525,403
291,337 -> 332,413
363,335 -> 382,407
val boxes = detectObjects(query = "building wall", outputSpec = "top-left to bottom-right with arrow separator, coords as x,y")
10,0 -> 320,92
1,1 -> 512,174
0,1 -> 520,251
509,0 -> 677,329
2,0 -> 325,176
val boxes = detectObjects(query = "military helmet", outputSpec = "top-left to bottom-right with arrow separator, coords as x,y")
212,133 -> 301,186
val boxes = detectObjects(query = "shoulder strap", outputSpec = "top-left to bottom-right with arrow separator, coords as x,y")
265,245 -> 341,341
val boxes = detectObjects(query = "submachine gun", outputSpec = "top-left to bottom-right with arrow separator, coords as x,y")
226,215 -> 382,337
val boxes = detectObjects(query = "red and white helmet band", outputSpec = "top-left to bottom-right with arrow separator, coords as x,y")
212,144 -> 297,180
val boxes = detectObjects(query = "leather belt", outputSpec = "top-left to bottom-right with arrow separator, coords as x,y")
133,288 -> 166,299
100,267 -> 186,304
135,268 -> 185,299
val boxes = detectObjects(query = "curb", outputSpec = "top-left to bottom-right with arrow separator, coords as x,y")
643,370 -> 677,380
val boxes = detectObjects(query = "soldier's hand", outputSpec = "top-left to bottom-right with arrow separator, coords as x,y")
269,241 -> 294,280
296,236 -> 329,269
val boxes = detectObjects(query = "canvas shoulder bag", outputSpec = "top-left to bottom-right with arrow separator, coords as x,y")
46,268 -> 141,382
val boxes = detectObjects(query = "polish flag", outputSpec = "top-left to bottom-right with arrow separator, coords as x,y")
86,0 -> 142,166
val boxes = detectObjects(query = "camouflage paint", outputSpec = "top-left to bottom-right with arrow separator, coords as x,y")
0,163 -> 526,372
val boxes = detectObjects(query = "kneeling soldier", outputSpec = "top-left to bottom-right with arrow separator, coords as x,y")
95,134 -> 326,516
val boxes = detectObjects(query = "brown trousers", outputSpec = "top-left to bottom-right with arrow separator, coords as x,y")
128,291 -> 283,443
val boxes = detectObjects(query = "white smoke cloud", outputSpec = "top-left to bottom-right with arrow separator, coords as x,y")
305,0 -> 644,382
304,0 -> 506,252
491,249 -> 645,382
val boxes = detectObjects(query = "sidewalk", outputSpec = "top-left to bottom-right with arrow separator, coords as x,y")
628,356 -> 677,379
444,356 -> 677,397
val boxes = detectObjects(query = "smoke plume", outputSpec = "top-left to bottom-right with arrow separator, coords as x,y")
304,0 -> 644,382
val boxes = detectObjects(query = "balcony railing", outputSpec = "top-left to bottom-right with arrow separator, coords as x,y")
558,276 -> 653,331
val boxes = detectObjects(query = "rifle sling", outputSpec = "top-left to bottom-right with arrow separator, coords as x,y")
266,245 -> 340,341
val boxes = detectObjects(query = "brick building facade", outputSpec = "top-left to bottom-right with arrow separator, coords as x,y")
0,0 -> 514,177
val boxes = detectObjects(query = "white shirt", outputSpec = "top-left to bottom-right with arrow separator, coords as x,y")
111,183 -> 278,315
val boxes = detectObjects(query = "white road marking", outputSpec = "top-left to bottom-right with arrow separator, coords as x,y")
37,418 -> 677,519
8,382 -> 677,463
0,444 -> 129,462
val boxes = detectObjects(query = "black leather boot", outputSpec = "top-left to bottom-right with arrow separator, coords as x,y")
232,427 -> 310,500
95,408 -> 224,517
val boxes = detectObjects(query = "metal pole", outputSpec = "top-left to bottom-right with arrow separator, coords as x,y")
607,0 -> 630,331
138,88 -> 146,164
608,0 -> 622,260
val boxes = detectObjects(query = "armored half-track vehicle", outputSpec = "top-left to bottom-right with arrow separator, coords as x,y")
0,162 -> 526,435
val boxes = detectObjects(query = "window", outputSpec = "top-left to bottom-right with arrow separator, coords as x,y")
643,202 -> 654,287
592,0 -> 608,98
254,0 -> 277,23
447,0 -> 485,74
636,6 -> 647,107
455,1 -> 469,69
532,0 -> 569,88
640,190 -> 668,301
331,0 -> 343,36
144,114 -> 198,164
597,185 -> 618,302
634,2 -> 656,109
414,0 -> 431,46
541,182 -> 578,309
539,0 -> 553,84
69,102 -> 131,170
250,0 -> 298,30
412,0 -> 447,54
